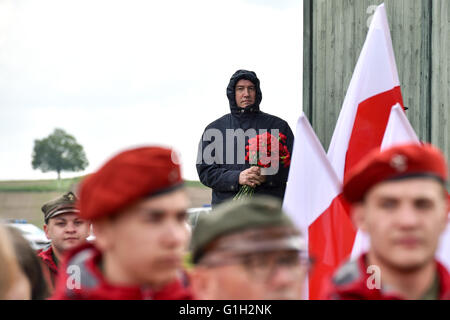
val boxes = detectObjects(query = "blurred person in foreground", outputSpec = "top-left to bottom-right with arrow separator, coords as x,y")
51,146 -> 193,300
38,192 -> 91,294
325,143 -> 450,300
0,224 -> 31,300
6,226 -> 49,299
190,196 -> 309,300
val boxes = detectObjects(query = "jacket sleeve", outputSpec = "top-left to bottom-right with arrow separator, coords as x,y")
262,122 -> 294,188
196,132 -> 241,193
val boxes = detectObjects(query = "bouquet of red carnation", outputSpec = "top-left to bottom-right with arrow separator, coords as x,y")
234,131 -> 291,200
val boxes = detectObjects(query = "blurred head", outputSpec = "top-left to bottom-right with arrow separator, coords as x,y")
344,143 -> 449,272
77,146 -> 189,289
191,197 -> 308,300
6,226 -> 49,299
192,229 -> 308,300
0,224 -> 31,300
93,188 -> 190,289
353,177 -> 448,272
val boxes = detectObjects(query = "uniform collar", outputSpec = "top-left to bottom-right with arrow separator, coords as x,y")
58,243 -> 194,300
333,253 -> 450,300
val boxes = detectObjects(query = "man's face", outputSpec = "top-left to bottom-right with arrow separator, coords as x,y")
354,178 -> 449,271
44,212 -> 91,254
192,250 -> 307,300
94,189 -> 190,289
235,79 -> 256,108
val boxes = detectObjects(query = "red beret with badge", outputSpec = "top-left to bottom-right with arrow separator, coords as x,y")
343,143 -> 448,203
78,146 -> 183,220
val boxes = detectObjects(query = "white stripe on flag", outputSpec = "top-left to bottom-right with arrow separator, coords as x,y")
283,113 -> 341,299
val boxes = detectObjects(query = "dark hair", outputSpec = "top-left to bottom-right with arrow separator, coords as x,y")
6,226 -> 50,300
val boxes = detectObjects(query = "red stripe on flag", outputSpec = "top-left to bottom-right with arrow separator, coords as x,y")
307,86 -> 404,299
308,194 -> 355,300
344,86 -> 404,175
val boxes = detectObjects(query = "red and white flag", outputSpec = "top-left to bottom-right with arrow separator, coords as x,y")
283,113 -> 346,300
326,3 -> 405,279
328,3 -> 404,182
380,104 -> 419,150
350,104 -> 419,259
284,3 -> 405,299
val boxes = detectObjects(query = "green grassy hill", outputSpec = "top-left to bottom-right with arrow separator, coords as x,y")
0,177 -> 209,228
0,177 -> 205,192
0,177 -> 83,192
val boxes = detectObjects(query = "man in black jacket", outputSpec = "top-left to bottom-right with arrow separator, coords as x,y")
196,70 -> 294,206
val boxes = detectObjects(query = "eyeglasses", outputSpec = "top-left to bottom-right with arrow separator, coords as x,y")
200,250 -> 312,283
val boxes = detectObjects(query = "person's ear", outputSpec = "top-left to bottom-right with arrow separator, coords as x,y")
92,219 -> 114,251
43,224 -> 50,240
446,193 -> 450,217
190,267 -> 215,300
444,193 -> 450,227
351,203 -> 367,233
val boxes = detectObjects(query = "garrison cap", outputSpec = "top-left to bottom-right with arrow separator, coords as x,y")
191,196 -> 304,264
42,192 -> 79,223
343,143 -> 448,203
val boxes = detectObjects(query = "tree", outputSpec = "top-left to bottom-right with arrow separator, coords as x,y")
32,128 -> 89,180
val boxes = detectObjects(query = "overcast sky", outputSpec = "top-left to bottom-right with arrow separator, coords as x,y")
0,0 -> 303,181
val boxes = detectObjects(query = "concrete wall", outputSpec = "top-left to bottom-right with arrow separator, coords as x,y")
304,0 -> 449,179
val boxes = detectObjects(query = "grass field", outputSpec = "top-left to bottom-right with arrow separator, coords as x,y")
0,177 -> 82,192
0,177 -> 211,228
0,177 -> 206,192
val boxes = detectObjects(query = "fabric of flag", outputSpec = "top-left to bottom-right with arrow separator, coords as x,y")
282,114 -> 343,299
284,4 -> 405,299
324,4 -> 404,299
350,104 -> 420,260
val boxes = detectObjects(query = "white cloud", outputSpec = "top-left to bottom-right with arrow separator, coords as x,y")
0,0 -> 302,181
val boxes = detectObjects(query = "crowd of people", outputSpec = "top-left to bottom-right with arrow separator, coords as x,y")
0,70 -> 449,300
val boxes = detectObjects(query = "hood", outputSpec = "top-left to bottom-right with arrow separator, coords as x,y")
226,69 -> 263,116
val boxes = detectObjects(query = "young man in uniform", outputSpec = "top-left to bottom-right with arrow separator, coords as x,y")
51,146 -> 193,300
38,192 -> 91,294
190,196 -> 309,300
326,143 -> 450,300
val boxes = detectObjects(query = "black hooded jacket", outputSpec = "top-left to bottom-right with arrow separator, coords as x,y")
196,70 -> 294,206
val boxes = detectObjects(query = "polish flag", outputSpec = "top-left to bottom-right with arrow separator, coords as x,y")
380,104 -> 419,150
289,3 -> 404,299
350,104 -> 419,260
325,3 -> 404,281
282,114 -> 344,300
328,3 -> 404,182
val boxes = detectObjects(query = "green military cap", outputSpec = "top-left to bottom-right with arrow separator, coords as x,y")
41,192 -> 80,224
191,196 -> 305,264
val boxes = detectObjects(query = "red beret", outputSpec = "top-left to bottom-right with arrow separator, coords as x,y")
78,146 -> 183,220
343,143 -> 448,203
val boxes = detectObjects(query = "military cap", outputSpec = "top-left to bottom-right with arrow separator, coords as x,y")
191,196 -> 305,264
78,146 -> 183,221
343,143 -> 448,203
42,192 -> 79,223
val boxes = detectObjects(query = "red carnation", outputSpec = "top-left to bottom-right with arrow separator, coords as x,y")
234,132 -> 291,200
